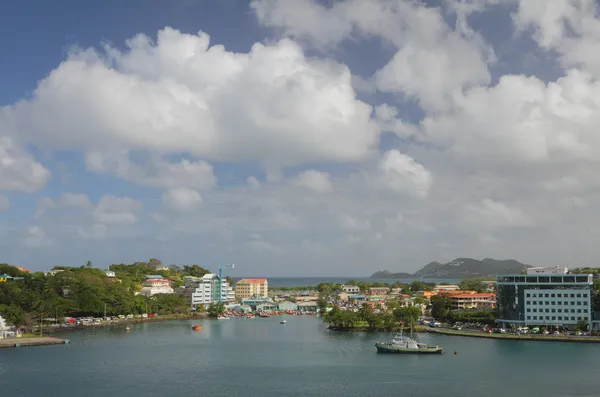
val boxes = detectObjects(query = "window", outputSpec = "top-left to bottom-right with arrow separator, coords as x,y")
577,301 -> 582,305
552,316 -> 556,320
571,316 -> 575,321
545,293 -> 549,298
546,316 -> 550,320
557,293 -> 562,298
578,317 -> 582,321
526,308 -> 531,312
527,316 -> 531,320
571,294 -> 575,298
577,309 -> 582,313
526,293 -> 531,297
551,309 -> 556,313
545,309 -> 550,313
526,301 -> 530,305
577,294 -> 581,298
558,316 -> 563,320
551,301 -> 555,305
558,301 -> 562,305
545,301 -> 550,305
551,293 -> 556,298
571,309 -> 575,313
533,308 -> 537,312
533,316 -> 537,320
584,309 -> 589,313
558,309 -> 562,313
583,294 -> 588,298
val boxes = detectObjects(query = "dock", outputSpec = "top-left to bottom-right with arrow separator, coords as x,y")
0,337 -> 70,349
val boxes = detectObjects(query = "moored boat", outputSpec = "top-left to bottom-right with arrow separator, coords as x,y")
375,323 -> 443,354
217,315 -> 230,320
280,320 -> 287,324
192,325 -> 203,331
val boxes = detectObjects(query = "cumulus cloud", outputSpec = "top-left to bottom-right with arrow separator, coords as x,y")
59,193 -> 93,210
292,170 -> 334,194
0,136 -> 51,192
162,187 -> 203,212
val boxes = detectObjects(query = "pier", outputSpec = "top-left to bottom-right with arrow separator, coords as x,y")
0,337 -> 70,349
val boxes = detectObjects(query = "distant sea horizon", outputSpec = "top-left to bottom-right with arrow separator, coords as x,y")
230,276 -> 461,288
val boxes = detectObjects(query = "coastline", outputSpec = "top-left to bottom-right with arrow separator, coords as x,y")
426,327 -> 600,343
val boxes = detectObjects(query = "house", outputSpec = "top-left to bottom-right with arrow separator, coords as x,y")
146,275 -> 164,280
105,270 -> 115,278
235,278 -> 269,300
336,292 -> 349,301
44,269 -> 65,276
278,301 -> 298,311
340,285 -> 360,294
139,278 -> 175,296
434,284 -> 460,293
414,291 -> 436,299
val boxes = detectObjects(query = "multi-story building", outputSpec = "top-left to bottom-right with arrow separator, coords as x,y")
235,278 -> 268,300
340,285 -> 360,294
450,293 -> 496,311
368,287 -> 389,296
139,278 -> 174,297
184,274 -> 234,307
496,266 -> 594,329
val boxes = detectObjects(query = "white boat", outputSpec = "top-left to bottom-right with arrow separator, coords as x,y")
375,322 -> 443,354
280,320 -> 287,324
217,315 -> 230,320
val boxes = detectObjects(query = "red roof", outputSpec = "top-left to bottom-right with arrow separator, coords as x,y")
451,293 -> 495,298
146,279 -> 172,283
239,278 -> 267,284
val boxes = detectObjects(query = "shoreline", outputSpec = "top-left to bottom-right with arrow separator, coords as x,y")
425,327 -> 600,343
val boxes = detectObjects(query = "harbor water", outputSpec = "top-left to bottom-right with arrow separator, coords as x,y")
1,316 -> 597,397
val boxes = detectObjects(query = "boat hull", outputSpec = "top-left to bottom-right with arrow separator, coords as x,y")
375,342 -> 443,354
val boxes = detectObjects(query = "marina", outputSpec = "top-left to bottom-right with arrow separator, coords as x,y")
3,316 -> 600,396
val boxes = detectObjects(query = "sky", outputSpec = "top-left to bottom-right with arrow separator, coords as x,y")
2,0 -> 600,276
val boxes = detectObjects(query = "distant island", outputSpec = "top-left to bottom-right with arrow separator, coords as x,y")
371,257 -> 529,279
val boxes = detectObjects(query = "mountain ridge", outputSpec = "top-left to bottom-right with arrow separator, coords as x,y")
371,257 -> 529,279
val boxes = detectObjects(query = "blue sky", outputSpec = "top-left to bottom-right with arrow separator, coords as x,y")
2,0 -> 600,276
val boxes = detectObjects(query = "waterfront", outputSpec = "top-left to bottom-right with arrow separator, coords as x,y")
1,316 -> 599,396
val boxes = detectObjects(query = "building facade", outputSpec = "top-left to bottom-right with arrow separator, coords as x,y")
496,267 -> 594,329
450,293 -> 496,311
341,285 -> 360,294
139,278 -> 174,296
235,278 -> 268,300
184,274 -> 234,307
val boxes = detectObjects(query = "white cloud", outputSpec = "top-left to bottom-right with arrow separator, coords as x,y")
0,195 -> 9,211
93,195 -> 143,224
4,28 -> 378,179
162,187 -> 203,212
59,193 -> 92,210
0,136 -> 51,192
292,170 -> 334,194
376,150 -> 432,198
34,197 -> 55,218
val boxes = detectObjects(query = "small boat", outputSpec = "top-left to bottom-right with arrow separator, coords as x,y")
280,320 -> 287,324
375,323 -> 443,354
217,315 -> 230,320
125,326 -> 131,332
192,325 -> 203,331
257,312 -> 271,318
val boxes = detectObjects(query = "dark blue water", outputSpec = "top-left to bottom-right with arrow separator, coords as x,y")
1,316 -> 599,396
235,277 -> 461,287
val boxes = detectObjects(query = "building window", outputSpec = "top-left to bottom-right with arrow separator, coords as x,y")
571,309 -> 575,313
571,317 -> 575,321
584,309 -> 589,313
583,294 -> 588,298
577,301 -> 582,305
571,294 -> 575,298
526,308 -> 531,312
558,309 -> 562,313
527,316 -> 531,320
551,309 -> 555,313
557,301 -> 562,305
546,316 -> 550,320
526,293 -> 531,297
551,301 -> 555,305
552,316 -> 556,320
577,294 -> 581,298
551,293 -> 556,298
577,309 -> 582,313
558,316 -> 563,320
533,316 -> 537,320
545,309 -> 550,313
557,293 -> 562,298
545,301 -> 550,305
533,308 -> 537,312
526,301 -> 530,305
545,293 -> 549,298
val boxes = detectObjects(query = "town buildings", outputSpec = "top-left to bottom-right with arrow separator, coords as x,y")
496,266 -> 595,329
184,274 -> 234,307
340,285 -> 360,294
235,278 -> 268,300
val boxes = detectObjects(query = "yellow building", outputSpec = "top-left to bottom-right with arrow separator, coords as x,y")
235,278 -> 269,300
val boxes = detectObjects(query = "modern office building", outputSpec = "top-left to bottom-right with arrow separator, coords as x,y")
496,266 -> 595,329
183,274 -> 234,307
235,278 -> 269,300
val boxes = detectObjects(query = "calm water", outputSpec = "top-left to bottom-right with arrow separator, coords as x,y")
1,316 -> 598,397
242,277 -> 461,288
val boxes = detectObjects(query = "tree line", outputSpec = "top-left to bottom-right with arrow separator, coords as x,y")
0,260 -> 228,327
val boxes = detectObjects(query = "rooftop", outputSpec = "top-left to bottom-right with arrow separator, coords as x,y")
238,278 -> 268,284
451,293 -> 496,298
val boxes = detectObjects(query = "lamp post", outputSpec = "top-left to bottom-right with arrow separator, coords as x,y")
218,263 -> 235,304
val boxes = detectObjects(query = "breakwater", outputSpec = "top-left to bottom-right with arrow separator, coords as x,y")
0,337 -> 70,349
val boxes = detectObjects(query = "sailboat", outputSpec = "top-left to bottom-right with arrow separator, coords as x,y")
375,320 -> 443,354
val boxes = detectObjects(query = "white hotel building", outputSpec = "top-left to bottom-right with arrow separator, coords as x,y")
183,274 -> 234,307
496,266 -> 595,329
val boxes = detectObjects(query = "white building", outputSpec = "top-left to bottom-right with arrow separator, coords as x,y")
497,266 -> 594,329
139,278 -> 175,297
341,285 -> 360,294
527,266 -> 568,275
184,274 -> 234,307
105,270 -> 116,278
